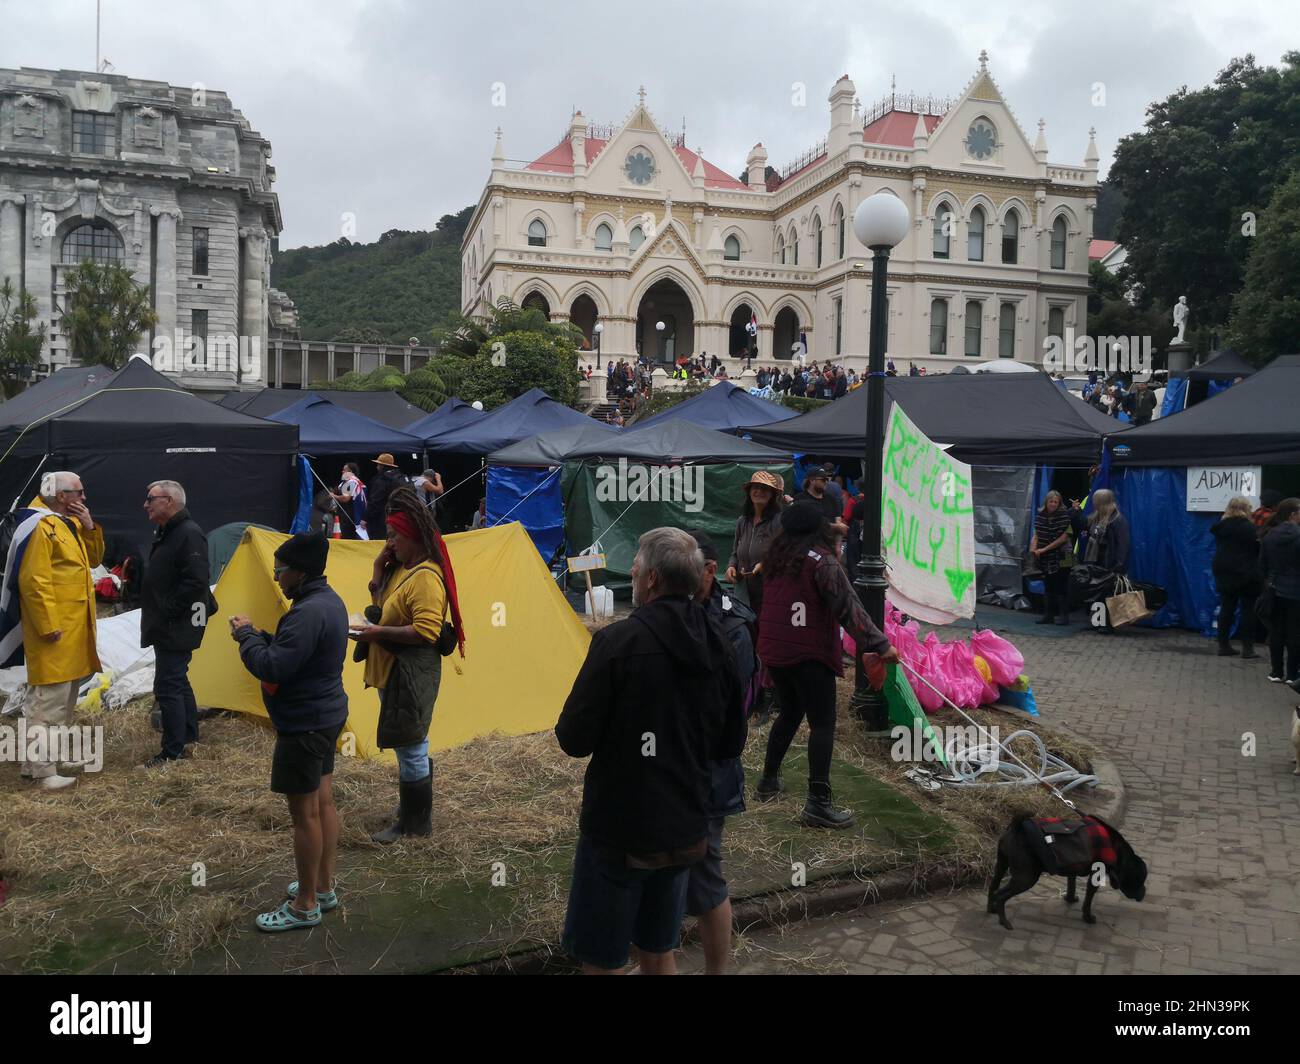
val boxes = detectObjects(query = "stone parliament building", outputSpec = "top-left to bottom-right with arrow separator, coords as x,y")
463,54 -> 1097,372
0,66 -> 286,391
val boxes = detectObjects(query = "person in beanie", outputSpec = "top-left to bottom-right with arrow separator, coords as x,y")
756,503 -> 898,828
352,487 -> 465,844
686,529 -> 754,975
230,533 -> 349,932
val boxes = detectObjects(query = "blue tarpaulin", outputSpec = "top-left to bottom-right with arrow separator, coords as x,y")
424,388 -> 594,455
485,464 -> 565,562
1110,466 -> 1216,634
271,394 -> 424,455
405,397 -> 485,443
290,455 -> 314,533
1159,377 -> 1187,418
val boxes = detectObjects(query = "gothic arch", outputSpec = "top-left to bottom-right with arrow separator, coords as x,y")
627,265 -> 705,320
513,277 -> 562,311
561,280 -> 610,316
723,290 -> 768,321
997,196 -> 1032,225
720,224 -> 752,255
520,207 -> 559,244
964,193 -> 997,221
586,212 -> 619,247
768,292 -> 813,325
927,191 -> 961,222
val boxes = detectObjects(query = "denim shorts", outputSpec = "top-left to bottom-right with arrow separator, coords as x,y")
561,834 -> 691,970
685,818 -> 728,917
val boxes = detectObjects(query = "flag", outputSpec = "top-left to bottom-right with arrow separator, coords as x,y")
0,506 -> 59,668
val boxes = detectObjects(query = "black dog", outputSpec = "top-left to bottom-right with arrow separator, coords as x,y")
987,812 -> 1147,930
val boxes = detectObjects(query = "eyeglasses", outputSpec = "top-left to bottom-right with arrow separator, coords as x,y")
60,488 -> 86,496
144,494 -> 170,504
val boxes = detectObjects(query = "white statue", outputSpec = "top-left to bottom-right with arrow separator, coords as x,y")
1172,295 -> 1189,344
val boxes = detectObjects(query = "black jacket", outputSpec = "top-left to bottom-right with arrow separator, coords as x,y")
555,595 -> 744,856
234,576 -> 349,734
140,509 -> 216,652
1261,521 -> 1300,601
366,468 -> 405,535
1210,515 -> 1261,596
1088,513 -> 1130,575
703,583 -> 754,818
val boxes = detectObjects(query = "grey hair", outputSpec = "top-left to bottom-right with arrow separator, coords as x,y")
1223,495 -> 1253,520
635,527 -> 704,598
1087,488 -> 1120,530
39,471 -> 80,505
148,480 -> 186,507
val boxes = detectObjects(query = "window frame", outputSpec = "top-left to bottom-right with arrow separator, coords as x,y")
1001,210 -> 1019,264
929,298 -> 948,355
527,219 -> 547,247
933,206 -> 952,259
72,111 -> 115,155
967,207 -> 985,262
964,300 -> 982,357
192,227 -> 209,275
723,234 -> 741,261
61,221 -> 124,265
594,223 -> 613,251
1050,217 -> 1067,270
998,303 -> 1016,358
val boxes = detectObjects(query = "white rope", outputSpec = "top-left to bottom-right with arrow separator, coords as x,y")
579,463 -> 678,554
896,659 -> 1098,809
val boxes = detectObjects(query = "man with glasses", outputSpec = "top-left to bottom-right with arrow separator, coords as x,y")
6,472 -> 103,791
139,481 -> 216,769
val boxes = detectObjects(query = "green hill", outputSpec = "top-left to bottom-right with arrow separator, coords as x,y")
271,206 -> 474,344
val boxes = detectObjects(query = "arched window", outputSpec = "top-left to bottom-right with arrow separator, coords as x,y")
527,219 -> 547,247
835,206 -> 845,258
999,303 -> 1016,357
1002,210 -> 1019,264
1050,217 -> 1067,270
594,223 -> 613,251
61,221 -> 124,264
789,230 -> 799,266
967,206 -> 985,261
629,225 -> 646,252
933,205 -> 952,259
929,299 -> 948,355
964,301 -> 982,356
723,235 -> 741,261
813,215 -> 823,267
776,232 -> 785,264
1048,306 -> 1065,340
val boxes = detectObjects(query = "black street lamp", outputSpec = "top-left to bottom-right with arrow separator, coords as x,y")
850,192 -> 910,729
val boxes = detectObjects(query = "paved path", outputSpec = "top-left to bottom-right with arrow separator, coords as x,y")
679,618 -> 1300,974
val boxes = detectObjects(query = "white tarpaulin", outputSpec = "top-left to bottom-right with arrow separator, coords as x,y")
880,404 -> 977,625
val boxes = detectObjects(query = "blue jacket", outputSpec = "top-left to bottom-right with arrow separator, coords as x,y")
703,581 -> 755,818
234,576 -> 349,734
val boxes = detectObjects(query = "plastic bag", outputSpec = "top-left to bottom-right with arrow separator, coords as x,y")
969,629 -> 1025,687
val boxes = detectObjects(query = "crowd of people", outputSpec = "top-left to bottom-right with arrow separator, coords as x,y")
1080,373 -> 1163,424
9,470 -> 463,934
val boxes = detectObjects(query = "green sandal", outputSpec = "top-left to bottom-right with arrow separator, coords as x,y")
255,900 -> 321,932
286,881 -> 339,912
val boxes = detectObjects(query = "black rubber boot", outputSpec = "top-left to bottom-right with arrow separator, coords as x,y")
755,774 -> 783,802
1240,642 -> 1259,660
1217,643 -> 1238,657
801,782 -> 854,829
371,777 -> 431,844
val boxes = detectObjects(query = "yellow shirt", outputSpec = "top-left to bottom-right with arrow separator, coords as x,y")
363,562 -> 446,690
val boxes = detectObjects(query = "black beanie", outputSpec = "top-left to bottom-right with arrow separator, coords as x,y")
686,528 -> 717,562
781,502 -> 825,536
275,532 -> 328,576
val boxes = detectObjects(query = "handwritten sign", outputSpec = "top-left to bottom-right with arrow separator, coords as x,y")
880,405 -> 976,623
1186,466 -> 1261,512
566,553 -> 607,574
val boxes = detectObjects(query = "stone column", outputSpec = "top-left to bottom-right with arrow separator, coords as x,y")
152,206 -> 181,354
240,227 -> 268,350
0,196 -> 23,291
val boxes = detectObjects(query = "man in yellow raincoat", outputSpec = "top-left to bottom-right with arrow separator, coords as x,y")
18,471 -> 103,791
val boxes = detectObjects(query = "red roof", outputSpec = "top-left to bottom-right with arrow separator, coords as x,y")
1089,239 -> 1118,261
524,138 -> 748,189
862,110 -> 942,147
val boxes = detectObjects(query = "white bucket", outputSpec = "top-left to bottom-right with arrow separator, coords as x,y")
585,585 -> 614,618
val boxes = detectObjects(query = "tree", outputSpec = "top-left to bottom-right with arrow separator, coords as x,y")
0,279 -> 47,398
459,329 -> 581,410
1108,53 -> 1300,332
333,326 -> 387,344
60,261 -> 158,369
1226,167 -> 1300,364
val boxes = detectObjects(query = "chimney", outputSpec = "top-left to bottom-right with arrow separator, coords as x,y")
827,75 -> 857,155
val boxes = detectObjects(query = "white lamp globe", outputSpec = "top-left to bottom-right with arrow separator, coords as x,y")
853,192 -> 910,249
471,400 -> 484,411
655,320 -> 665,331
593,322 -> 603,334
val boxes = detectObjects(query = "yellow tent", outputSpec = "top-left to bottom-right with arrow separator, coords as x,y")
190,523 -> 591,760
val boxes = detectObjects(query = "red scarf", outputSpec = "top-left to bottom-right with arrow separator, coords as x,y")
387,511 -> 466,658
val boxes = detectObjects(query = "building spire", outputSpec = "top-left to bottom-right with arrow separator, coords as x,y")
637,85 -> 646,108
979,49 -> 989,72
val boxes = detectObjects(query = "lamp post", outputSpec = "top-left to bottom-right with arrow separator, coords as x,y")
850,192 -> 910,729
655,319 -> 665,366
593,320 -> 603,359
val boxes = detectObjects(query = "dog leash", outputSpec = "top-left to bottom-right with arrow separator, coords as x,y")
896,659 -> 1085,811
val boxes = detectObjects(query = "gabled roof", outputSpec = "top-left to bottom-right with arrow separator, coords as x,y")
524,139 -> 747,190
633,380 -> 799,432
1089,239 -> 1118,261
424,387 -> 594,455
862,111 -> 942,147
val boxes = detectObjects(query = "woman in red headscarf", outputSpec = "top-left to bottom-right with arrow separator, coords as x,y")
350,486 -> 465,843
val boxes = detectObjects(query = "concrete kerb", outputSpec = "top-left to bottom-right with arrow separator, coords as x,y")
444,746 -> 1128,975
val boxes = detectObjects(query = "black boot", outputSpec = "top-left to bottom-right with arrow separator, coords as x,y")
755,774 -> 783,802
371,776 -> 432,844
801,782 -> 854,829
1240,642 -> 1259,660
1036,593 -> 1057,624
1217,642 -> 1238,657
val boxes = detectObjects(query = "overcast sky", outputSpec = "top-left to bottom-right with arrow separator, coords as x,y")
3,0 -> 1297,248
